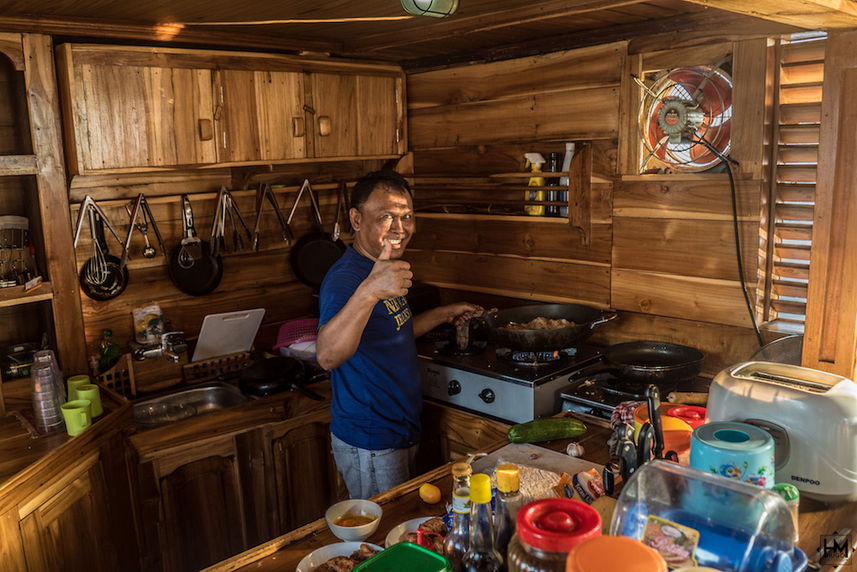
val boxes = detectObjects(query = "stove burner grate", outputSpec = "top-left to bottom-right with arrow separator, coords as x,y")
496,346 -> 577,367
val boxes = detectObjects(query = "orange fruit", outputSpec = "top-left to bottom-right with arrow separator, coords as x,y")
419,482 -> 442,504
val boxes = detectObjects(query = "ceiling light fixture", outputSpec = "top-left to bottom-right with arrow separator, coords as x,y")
401,0 -> 458,18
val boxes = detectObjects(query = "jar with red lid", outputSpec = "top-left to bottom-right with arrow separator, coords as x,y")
507,498 -> 601,572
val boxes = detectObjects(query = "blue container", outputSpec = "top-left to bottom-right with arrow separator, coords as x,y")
690,421 -> 775,489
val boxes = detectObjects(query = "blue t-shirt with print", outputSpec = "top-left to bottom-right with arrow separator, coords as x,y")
319,246 -> 421,450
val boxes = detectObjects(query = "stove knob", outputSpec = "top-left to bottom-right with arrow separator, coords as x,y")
448,380 -> 462,396
479,388 -> 495,404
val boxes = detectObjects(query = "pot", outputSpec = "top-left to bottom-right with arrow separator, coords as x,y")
287,180 -> 346,289
168,195 -> 223,296
479,303 -> 617,351
79,210 -> 128,301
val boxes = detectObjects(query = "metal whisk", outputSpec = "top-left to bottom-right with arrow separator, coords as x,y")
84,209 -> 109,285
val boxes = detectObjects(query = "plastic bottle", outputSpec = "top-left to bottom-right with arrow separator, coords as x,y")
524,153 -> 546,216
98,329 -> 120,374
462,473 -> 502,572
494,464 -> 524,568
558,143 -> 575,218
444,461 -> 473,570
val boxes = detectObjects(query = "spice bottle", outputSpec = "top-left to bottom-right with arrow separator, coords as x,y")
463,473 -> 502,572
494,464 -> 524,567
507,498 -> 600,572
444,461 -> 473,570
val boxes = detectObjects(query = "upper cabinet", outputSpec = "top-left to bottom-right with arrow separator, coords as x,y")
56,45 -> 407,174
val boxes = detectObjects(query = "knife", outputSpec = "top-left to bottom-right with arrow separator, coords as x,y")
637,422 -> 654,467
617,438 -> 637,481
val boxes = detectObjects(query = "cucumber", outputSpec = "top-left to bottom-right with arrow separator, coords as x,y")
507,417 -> 587,443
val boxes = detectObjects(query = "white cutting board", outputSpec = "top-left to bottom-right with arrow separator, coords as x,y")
471,443 -> 602,476
191,308 -> 265,362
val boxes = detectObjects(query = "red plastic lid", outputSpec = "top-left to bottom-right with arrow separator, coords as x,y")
667,406 -> 707,428
515,498 -> 601,553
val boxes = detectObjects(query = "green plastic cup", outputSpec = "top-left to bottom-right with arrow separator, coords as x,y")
61,400 -> 92,436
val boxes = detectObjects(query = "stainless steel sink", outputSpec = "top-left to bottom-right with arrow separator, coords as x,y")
133,382 -> 249,429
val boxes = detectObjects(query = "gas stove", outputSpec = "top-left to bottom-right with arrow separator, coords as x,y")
417,339 -> 602,424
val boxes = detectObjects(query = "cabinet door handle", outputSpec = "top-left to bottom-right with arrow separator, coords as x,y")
198,119 -> 213,141
292,117 -> 305,138
318,116 -> 332,137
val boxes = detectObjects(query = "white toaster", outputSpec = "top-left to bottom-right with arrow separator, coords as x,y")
706,361 -> 857,502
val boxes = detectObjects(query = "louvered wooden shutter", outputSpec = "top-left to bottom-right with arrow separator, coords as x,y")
761,33 -> 826,331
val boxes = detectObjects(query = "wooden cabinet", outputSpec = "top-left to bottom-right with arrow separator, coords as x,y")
267,408 -> 346,532
57,44 -> 406,174
128,402 -> 342,570
18,450 -> 122,570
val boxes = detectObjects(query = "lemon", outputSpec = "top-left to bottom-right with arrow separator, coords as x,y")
419,482 -> 442,504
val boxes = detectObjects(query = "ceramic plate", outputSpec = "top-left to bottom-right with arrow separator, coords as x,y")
295,541 -> 382,572
384,516 -> 434,548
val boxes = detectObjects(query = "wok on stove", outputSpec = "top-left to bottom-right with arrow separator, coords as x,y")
479,303 -> 617,352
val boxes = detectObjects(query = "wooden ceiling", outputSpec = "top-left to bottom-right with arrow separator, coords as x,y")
1,0 -> 854,69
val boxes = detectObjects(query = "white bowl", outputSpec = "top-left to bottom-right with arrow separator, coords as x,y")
325,499 -> 382,542
384,516 -> 433,548
295,541 -> 383,572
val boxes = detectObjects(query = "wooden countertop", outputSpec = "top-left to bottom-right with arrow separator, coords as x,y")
206,413 -> 857,572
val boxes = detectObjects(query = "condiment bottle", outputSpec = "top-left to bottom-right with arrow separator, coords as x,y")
565,535 -> 667,572
463,473 -> 502,572
546,152 -> 561,216
98,328 -> 120,374
444,461 -> 473,570
507,498 -> 600,572
772,482 -> 800,542
494,464 -> 524,568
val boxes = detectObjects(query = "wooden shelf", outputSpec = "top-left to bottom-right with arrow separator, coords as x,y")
0,282 -> 54,309
488,172 -> 612,184
0,155 -> 39,177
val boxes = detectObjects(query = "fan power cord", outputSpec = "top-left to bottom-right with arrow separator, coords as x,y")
694,137 -> 765,347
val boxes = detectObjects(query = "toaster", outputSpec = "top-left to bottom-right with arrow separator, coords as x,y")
706,361 -> 857,502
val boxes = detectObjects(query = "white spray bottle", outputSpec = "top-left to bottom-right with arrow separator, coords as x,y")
558,143 -> 575,217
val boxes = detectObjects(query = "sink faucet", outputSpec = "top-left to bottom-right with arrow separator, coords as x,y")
131,331 -> 188,362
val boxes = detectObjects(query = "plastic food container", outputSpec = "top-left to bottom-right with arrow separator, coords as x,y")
611,460 -> 808,571
353,541 -> 452,571
565,535 -> 667,571
507,498 -> 600,572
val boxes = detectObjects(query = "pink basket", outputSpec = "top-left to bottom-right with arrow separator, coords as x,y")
273,318 -> 319,350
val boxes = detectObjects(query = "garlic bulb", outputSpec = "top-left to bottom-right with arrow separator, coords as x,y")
566,442 -> 585,457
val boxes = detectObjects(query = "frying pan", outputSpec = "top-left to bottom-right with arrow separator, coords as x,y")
79,211 -> 129,301
168,195 -> 223,296
479,303 -> 617,351
288,180 -> 346,289
225,356 -> 325,399
604,341 -> 704,384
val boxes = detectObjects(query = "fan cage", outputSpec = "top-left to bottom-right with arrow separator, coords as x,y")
637,65 -> 733,173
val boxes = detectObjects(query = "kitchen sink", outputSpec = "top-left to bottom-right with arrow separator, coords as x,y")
133,382 -> 249,429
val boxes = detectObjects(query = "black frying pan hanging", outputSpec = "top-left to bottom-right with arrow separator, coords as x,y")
168,194 -> 223,296
79,210 -> 129,301
287,180 -> 346,289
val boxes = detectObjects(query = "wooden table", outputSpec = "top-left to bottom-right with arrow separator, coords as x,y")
206,413 -> 857,572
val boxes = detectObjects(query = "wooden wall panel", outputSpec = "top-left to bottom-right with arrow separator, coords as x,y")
613,218 -> 757,280
730,38 -> 771,179
614,176 -> 761,219
612,268 -> 754,328
406,249 -> 610,307
409,86 -> 620,149
409,216 -> 612,264
407,42 -> 625,109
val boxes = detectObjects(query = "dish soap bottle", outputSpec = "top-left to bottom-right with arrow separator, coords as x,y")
558,143 -> 575,218
524,153 -> 546,216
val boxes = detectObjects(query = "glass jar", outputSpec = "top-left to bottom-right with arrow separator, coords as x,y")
507,499 -> 600,572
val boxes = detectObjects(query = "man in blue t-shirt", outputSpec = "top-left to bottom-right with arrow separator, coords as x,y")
317,170 -> 478,498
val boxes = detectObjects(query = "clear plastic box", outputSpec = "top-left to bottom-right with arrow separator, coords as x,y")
610,460 -> 807,572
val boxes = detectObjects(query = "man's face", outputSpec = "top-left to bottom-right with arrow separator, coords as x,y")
350,184 -> 415,260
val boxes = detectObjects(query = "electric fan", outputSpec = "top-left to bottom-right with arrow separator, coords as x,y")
637,65 -> 733,172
